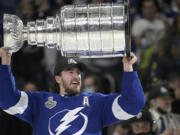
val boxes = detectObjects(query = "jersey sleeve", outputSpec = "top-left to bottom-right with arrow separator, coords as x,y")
99,72 -> 145,127
0,65 -> 40,125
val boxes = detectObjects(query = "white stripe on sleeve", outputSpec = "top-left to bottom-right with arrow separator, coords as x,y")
4,91 -> 28,115
112,95 -> 135,120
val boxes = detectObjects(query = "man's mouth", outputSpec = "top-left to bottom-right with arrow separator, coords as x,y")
71,81 -> 80,85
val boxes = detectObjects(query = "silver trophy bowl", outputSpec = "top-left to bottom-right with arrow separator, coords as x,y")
3,2 -> 131,58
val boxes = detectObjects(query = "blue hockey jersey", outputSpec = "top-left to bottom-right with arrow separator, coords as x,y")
0,65 -> 145,135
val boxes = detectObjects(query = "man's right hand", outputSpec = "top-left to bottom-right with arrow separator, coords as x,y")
0,48 -> 11,65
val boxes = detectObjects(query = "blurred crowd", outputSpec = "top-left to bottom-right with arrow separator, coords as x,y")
0,0 -> 180,135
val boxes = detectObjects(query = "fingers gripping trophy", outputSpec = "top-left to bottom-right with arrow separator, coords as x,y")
2,0 -> 131,58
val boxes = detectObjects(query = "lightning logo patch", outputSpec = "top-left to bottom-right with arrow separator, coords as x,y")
48,107 -> 88,135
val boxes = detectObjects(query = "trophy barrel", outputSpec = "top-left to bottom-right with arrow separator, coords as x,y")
59,3 -> 127,58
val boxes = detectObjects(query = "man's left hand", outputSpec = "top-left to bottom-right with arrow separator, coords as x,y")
122,53 -> 137,72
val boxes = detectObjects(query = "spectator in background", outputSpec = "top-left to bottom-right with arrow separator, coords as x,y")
112,121 -> 130,135
128,110 -> 156,135
148,86 -> 180,135
23,81 -> 39,92
169,14 -> 180,61
147,15 -> 180,83
164,0 -> 180,22
15,1 -> 35,23
168,73 -> 180,115
132,0 -> 165,62
82,73 -> 102,93
171,0 -> 180,14
159,0 -> 177,25
34,0 -> 53,19
146,38 -> 176,83
169,14 -> 180,57
156,0 -> 171,12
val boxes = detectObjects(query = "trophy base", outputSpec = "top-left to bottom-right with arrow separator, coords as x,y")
62,50 -> 125,58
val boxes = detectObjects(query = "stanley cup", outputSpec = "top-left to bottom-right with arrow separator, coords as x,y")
3,2 -> 131,58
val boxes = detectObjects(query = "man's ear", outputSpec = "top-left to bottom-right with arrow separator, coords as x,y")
55,75 -> 61,84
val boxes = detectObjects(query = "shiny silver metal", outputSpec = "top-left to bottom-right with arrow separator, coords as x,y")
3,2 -> 130,58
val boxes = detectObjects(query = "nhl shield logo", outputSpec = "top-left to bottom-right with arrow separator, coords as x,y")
45,97 -> 57,109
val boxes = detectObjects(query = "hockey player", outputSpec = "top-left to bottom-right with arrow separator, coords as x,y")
0,48 -> 145,135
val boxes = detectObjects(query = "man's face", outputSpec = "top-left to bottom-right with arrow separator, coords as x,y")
114,125 -> 129,135
23,82 -> 38,92
153,96 -> 172,113
142,1 -> 157,20
131,121 -> 151,134
58,67 -> 82,95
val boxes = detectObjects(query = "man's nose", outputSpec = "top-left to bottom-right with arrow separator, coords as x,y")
73,72 -> 80,79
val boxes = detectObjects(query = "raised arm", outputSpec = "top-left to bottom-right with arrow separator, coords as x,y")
0,48 -> 37,124
119,53 -> 145,114
101,53 -> 145,127
0,48 -> 19,110
0,48 -> 11,65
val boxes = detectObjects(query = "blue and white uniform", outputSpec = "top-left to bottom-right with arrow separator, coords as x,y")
0,65 -> 145,135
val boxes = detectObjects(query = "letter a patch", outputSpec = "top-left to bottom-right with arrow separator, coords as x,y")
83,96 -> 90,107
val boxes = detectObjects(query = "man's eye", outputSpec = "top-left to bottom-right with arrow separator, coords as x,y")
77,72 -> 81,75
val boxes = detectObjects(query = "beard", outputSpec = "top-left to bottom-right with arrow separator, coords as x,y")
65,89 -> 79,96
61,78 -> 81,96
